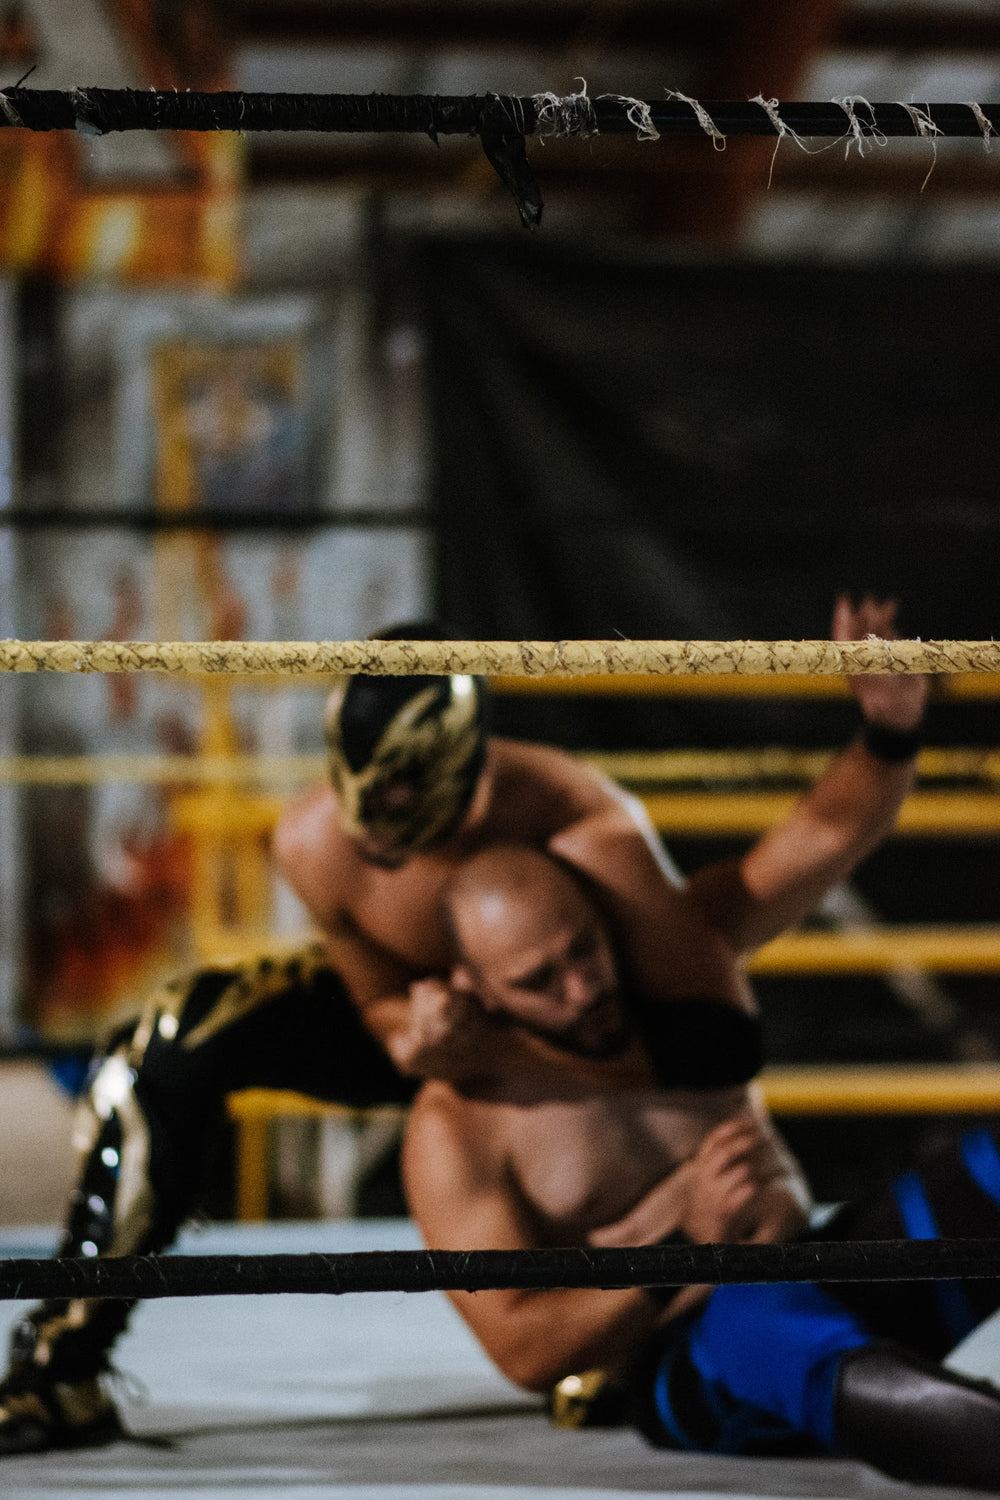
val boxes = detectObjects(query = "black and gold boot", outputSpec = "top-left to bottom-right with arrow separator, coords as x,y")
0,1308 -> 123,1454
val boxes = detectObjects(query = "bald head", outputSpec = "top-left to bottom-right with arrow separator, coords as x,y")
444,844 -> 628,1057
446,844 -> 590,955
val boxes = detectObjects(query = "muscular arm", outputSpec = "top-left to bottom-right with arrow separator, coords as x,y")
550,775 -> 744,1007
688,595 -> 928,957
321,917 -> 418,1050
403,1088 -> 674,1392
271,785 -> 420,1049
687,736 -> 919,956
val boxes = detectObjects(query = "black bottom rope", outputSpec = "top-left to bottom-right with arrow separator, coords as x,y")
1,1239 -> 998,1301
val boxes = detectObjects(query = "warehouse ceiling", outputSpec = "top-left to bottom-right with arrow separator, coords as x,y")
217,0 -> 1000,249
6,0 -> 1000,254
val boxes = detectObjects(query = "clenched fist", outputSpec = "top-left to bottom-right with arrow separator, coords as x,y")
680,1113 -> 808,1245
386,976 -> 497,1082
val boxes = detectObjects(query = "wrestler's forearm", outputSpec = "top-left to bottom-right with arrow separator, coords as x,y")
362,985 -> 508,1082
784,735 -> 918,858
695,738 -> 918,955
754,736 -> 917,900
461,1285 -> 672,1393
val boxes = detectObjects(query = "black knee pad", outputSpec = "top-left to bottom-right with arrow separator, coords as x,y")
836,1340 -> 1000,1487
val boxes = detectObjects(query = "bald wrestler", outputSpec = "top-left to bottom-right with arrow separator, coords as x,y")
404,847 -> 1000,1489
0,599 -> 925,1451
274,596 -> 927,1077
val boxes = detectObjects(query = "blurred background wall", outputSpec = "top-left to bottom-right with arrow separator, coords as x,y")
1,0 -> 1000,1218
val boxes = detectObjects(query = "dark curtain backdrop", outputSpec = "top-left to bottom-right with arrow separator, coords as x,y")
411,238 -> 1000,1190
414,237 -> 1000,750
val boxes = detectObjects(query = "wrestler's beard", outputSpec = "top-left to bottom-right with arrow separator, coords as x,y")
517,990 -> 632,1060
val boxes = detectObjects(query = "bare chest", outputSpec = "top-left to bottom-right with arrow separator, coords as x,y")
506,1087 -> 744,1243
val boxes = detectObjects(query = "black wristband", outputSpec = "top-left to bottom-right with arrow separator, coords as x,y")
860,719 -> 923,763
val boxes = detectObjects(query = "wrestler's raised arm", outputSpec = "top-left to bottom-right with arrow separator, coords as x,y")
687,595 -> 928,957
403,1083 -> 679,1392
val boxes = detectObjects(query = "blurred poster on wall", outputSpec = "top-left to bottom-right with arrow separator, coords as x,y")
152,338 -> 311,516
16,299 -> 430,1042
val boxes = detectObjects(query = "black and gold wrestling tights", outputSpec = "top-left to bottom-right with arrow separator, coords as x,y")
9,946 -> 417,1383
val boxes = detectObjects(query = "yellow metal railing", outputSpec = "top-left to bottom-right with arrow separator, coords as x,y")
750,927 -> 1000,975
226,1091 -> 405,1223
758,1065 -> 1000,1115
1,745 -> 1000,786
642,789 -> 1000,837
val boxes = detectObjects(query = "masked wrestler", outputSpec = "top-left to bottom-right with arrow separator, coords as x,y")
0,598 -> 925,1451
404,844 -> 1000,1490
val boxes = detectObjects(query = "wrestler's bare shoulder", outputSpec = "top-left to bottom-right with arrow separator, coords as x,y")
405,1080 -> 508,1186
271,783 -> 360,925
481,738 -> 612,841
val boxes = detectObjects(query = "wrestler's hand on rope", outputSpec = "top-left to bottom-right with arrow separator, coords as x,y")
834,592 -> 928,732
689,594 -> 928,955
386,976 -> 500,1082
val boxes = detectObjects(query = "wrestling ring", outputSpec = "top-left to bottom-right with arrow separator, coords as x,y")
0,637 -> 999,1497
2,72 -> 1000,1500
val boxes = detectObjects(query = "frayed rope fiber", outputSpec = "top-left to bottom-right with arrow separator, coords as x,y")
0,90 -> 996,139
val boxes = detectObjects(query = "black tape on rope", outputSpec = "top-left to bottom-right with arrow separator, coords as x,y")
1,1239 -> 999,1301
1,90 -> 997,227
0,91 -> 997,138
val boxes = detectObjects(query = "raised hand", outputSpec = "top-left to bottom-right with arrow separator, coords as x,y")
833,592 -> 928,732
386,975 -> 497,1081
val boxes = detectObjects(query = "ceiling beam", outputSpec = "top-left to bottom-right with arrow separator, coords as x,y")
246,138 -> 1000,198
228,2 -> 725,51
641,0 -> 849,239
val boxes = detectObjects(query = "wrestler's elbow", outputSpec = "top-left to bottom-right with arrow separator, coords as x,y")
494,1340 -> 566,1393
477,1305 -> 572,1392
269,808 -> 300,879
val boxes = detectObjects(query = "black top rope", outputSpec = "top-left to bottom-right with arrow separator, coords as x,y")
1,91 -> 997,138
1,1239 -> 998,1301
0,90 -> 998,228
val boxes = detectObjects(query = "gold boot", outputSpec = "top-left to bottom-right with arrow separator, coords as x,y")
548,1369 -> 627,1429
